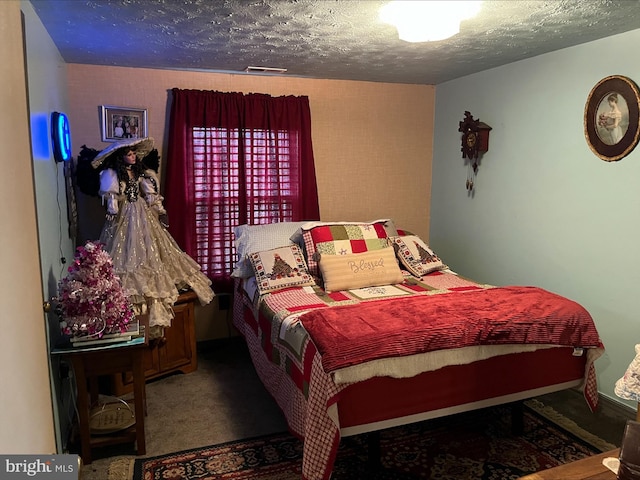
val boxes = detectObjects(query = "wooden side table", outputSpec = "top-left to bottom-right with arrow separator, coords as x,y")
53,317 -> 149,465
110,290 -> 198,395
518,449 -> 620,480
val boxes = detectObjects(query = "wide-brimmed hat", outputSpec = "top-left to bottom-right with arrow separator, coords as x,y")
91,137 -> 154,169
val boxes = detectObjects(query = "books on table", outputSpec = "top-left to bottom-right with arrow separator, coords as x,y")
70,320 -> 141,347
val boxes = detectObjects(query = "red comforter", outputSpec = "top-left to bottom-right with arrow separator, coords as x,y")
299,286 -> 603,374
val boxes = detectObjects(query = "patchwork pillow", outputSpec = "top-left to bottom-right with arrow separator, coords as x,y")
300,221 -> 391,277
290,218 -> 397,245
232,221 -> 309,278
391,235 -> 447,277
248,244 -> 316,295
318,247 -> 404,292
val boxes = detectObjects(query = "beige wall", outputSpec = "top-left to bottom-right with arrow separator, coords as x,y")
67,65 -> 434,238
0,0 -> 56,453
67,65 -> 435,339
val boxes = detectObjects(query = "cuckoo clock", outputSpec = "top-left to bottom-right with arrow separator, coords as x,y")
458,111 -> 491,192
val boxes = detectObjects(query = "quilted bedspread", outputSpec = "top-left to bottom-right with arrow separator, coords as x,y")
301,285 -> 602,374
233,270 -> 604,480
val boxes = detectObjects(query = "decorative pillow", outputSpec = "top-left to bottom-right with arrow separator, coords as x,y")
381,219 -> 399,237
318,247 -> 404,292
391,235 -> 447,277
300,221 -> 391,277
232,221 -> 309,278
289,218 -> 396,245
248,244 -> 315,294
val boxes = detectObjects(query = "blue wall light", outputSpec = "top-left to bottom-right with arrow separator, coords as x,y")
51,111 -> 72,162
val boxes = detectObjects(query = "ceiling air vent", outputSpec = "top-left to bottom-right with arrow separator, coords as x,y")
245,66 -> 288,74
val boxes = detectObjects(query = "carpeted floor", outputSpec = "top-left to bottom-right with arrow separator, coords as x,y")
76,337 -> 634,480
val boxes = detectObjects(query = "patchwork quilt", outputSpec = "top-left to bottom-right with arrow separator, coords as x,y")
233,270 -> 604,480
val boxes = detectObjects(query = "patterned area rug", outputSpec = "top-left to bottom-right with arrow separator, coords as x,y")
125,399 -> 616,480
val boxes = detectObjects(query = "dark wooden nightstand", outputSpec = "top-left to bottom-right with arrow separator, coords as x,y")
53,317 -> 149,465
111,290 -> 198,395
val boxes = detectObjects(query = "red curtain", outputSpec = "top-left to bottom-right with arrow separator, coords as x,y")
165,89 -> 320,292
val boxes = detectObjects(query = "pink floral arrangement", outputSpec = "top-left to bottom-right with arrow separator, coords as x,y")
57,241 -> 134,338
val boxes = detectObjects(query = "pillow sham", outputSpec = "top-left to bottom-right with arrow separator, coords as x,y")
391,235 -> 447,277
232,221 -> 309,278
300,221 -> 391,277
289,218 -> 397,245
318,247 -> 404,292
248,244 -> 315,295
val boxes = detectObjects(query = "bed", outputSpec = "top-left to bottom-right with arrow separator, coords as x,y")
230,220 -> 604,480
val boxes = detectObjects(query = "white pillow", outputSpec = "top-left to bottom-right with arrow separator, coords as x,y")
232,222 -> 309,278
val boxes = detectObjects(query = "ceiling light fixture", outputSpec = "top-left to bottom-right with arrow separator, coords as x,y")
380,0 -> 483,43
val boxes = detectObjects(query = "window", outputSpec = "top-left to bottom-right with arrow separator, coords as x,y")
165,89 -> 319,293
191,126 -> 300,281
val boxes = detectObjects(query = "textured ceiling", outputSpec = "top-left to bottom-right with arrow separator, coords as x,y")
31,0 -> 640,85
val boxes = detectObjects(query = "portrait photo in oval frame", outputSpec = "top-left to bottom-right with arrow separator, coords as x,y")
584,75 -> 640,162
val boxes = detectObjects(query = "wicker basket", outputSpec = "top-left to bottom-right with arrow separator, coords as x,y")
89,398 -> 135,435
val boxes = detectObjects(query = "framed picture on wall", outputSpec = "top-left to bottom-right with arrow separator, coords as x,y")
100,105 -> 148,142
584,75 -> 640,162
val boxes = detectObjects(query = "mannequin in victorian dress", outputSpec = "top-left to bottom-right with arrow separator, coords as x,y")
89,137 -> 214,337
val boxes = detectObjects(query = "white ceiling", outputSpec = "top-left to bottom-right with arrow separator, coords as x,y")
30,0 -> 640,85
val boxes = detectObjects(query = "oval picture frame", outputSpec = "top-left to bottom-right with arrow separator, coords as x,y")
584,75 -> 640,162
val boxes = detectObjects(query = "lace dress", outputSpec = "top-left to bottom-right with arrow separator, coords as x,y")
98,167 -> 214,335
